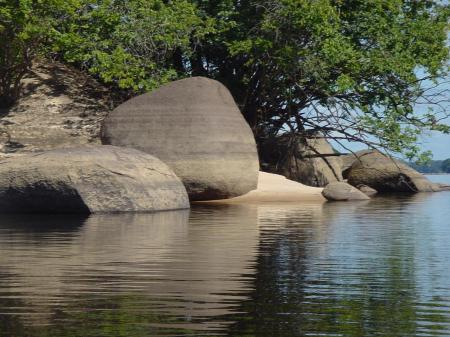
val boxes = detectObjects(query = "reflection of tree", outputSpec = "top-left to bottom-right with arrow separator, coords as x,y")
226,197 -> 450,337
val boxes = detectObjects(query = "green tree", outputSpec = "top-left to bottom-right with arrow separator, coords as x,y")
3,0 -> 449,163
0,0 -> 78,107
191,0 -> 450,162
54,0 -> 215,93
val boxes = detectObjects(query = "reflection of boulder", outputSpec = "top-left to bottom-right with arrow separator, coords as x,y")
101,77 -> 259,201
322,182 -> 370,201
0,203 -> 331,334
260,134 -> 342,187
0,145 -> 189,213
346,151 -> 439,193
0,207 -> 261,331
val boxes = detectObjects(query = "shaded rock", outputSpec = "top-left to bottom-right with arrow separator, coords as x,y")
101,77 -> 259,201
347,151 -> 438,193
260,134 -> 342,187
322,182 -> 370,201
0,145 -> 189,213
0,60 -> 118,160
357,184 -> 378,197
341,150 -> 373,179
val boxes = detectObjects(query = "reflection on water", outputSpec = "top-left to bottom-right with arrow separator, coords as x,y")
1,188 -> 450,336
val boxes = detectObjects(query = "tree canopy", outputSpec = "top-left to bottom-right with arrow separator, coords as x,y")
1,0 -> 449,162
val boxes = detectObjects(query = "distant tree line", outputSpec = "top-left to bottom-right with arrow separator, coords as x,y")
409,158 -> 450,173
1,0 -> 449,164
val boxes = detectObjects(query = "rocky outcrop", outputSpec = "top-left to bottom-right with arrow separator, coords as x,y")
0,146 -> 189,213
322,182 -> 370,201
260,134 -> 342,187
0,60 -> 118,159
347,151 -> 439,193
101,77 -> 259,201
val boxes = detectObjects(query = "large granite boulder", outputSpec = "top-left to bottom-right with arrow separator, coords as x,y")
322,182 -> 370,201
347,151 -> 439,193
0,146 -> 189,213
260,134 -> 342,187
101,77 -> 259,201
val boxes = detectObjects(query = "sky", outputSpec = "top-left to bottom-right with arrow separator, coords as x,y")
419,132 -> 450,160
339,78 -> 450,161
335,128 -> 450,161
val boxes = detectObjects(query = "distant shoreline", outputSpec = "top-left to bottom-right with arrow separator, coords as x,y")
424,173 -> 450,175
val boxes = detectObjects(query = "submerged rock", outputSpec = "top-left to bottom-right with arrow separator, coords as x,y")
347,151 -> 439,193
322,182 -> 370,201
0,146 -> 189,213
101,77 -> 259,201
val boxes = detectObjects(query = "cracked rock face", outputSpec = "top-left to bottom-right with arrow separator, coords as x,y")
0,146 -> 189,213
101,77 -> 259,201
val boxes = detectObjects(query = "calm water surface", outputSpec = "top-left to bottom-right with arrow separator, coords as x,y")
0,175 -> 449,337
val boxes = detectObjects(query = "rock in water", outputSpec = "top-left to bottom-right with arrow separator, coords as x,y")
347,151 -> 439,193
0,146 -> 189,213
322,182 -> 370,201
101,77 -> 259,201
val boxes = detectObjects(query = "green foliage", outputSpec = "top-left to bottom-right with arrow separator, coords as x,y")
214,0 -> 450,160
54,0 -> 215,92
0,0 -> 79,107
1,0 -> 449,161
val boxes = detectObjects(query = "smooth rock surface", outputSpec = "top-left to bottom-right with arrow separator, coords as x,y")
0,146 -> 189,213
347,151 -> 439,193
322,182 -> 370,201
101,77 -> 259,201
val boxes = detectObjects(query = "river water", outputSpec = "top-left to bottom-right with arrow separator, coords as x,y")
0,176 -> 449,337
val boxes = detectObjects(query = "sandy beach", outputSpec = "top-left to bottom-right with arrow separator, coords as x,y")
197,171 -> 326,204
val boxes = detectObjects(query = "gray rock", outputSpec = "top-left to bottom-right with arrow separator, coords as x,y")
260,134 -> 342,187
0,145 -> 189,213
101,77 -> 259,201
347,151 -> 438,193
341,150 -> 373,179
357,184 -> 378,197
322,182 -> 371,201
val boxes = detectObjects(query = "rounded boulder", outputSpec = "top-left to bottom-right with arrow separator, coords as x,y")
101,77 -> 259,201
0,146 -> 189,213
347,151 -> 439,193
322,182 -> 370,201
